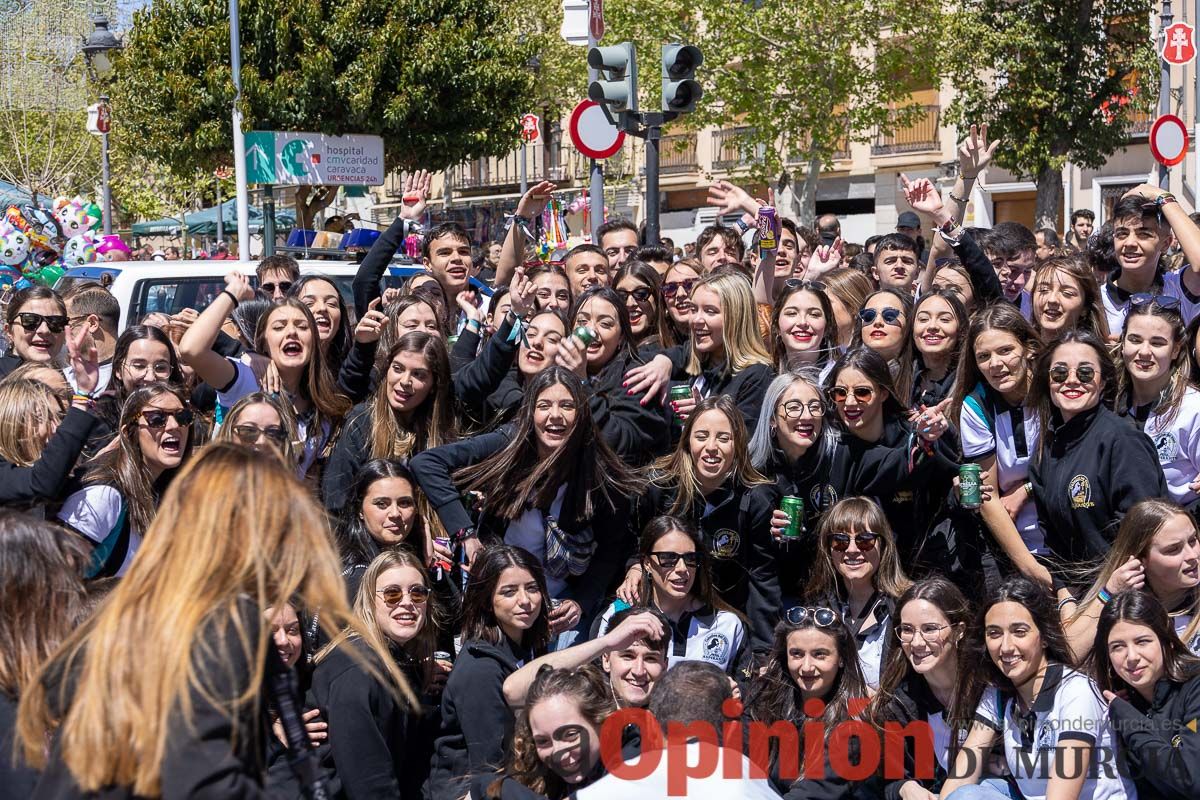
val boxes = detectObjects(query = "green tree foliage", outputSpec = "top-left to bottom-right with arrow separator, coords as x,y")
947,0 -> 1158,228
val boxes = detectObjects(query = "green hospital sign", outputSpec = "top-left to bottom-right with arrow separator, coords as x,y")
244,131 -> 385,186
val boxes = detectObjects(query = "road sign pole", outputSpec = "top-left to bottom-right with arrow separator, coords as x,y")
1161,0 -> 1175,189
99,95 -> 112,236
229,0 -> 251,261
587,24 -> 604,241
520,142 -> 528,196
263,184 -> 275,257
215,174 -> 223,243
645,124 -> 660,245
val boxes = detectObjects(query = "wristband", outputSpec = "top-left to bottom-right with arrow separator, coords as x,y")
734,218 -> 751,234
221,289 -> 240,308
1058,596 -> 1078,612
1098,587 -> 1113,604
1156,193 -> 1178,207
948,192 -> 969,205
465,318 -> 483,334
451,526 -> 477,544
71,392 -> 94,408
1024,481 -> 1033,495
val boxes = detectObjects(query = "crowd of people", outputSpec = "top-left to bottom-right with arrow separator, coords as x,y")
1,129 -> 1200,800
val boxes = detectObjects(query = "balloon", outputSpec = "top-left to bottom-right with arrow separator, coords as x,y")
32,264 -> 64,286
55,196 -> 93,239
60,233 -> 97,266
95,234 -> 131,259
85,203 -> 103,231
0,229 -> 31,267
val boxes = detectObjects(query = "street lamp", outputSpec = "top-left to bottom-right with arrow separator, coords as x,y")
82,14 -> 122,236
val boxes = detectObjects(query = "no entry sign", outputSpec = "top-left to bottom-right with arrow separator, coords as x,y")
1150,114 -> 1189,167
568,100 -> 624,160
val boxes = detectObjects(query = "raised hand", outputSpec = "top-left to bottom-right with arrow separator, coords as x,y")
958,123 -> 999,180
67,320 -> 99,396
706,180 -> 760,217
508,266 -> 535,318
353,297 -> 388,344
224,271 -> 255,302
399,170 -> 432,221
805,236 -> 843,280
900,174 -> 944,217
516,180 -> 558,220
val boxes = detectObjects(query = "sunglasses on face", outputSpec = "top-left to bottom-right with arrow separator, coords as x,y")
376,584 -> 431,606
858,307 -> 903,326
828,385 -> 875,404
1130,292 -> 1182,310
828,531 -> 880,552
1048,363 -> 1097,385
231,423 -> 288,445
778,399 -> 825,418
617,287 -> 655,303
140,408 -> 194,429
662,279 -> 698,298
14,312 -> 67,334
784,606 -> 840,627
651,551 -> 701,570
259,281 -> 293,295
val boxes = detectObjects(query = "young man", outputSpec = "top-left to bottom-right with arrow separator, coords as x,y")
695,224 -> 744,271
634,245 -> 674,276
1065,208 -> 1095,250
562,243 -> 611,296
984,221 -> 1038,309
1034,227 -> 1060,261
597,218 -> 640,269
255,254 -> 300,301
871,232 -> 921,294
421,222 -> 474,308
64,287 -> 120,393
1102,186 -> 1200,334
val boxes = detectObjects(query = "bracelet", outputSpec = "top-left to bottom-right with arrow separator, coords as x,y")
734,218 -> 751,234
221,289 -> 240,308
1058,596 -> 1078,612
1024,481 -> 1033,495
464,318 -> 482,334
948,192 -> 969,205
451,526 -> 477,544
1098,587 -> 1113,604
71,392 -> 94,409
1157,193 -> 1178,207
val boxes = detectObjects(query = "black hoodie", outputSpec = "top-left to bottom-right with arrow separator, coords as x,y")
1108,673 -> 1200,800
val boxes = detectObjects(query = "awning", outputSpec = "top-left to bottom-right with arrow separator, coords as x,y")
131,199 -> 296,236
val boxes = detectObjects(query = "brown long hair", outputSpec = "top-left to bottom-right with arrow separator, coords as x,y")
460,545 -> 552,653
1030,255 -> 1110,342
0,511 -> 89,698
17,444 -> 410,795
614,259 -> 677,348
254,298 -> 352,425
1116,299 -> 1191,430
368,332 -> 457,459
637,515 -> 740,616
804,497 -> 913,603
0,378 -> 65,467
1086,590 -> 1200,694
950,303 -> 1041,426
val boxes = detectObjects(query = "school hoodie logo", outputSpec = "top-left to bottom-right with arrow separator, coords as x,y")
712,529 -> 740,558
810,484 -> 838,512
702,632 -> 730,663
1155,432 -> 1180,463
1069,475 -> 1094,509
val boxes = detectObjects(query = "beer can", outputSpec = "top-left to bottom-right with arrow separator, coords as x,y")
550,599 -> 564,610
669,384 -> 692,422
757,206 -> 778,251
433,650 -> 454,663
780,495 -> 804,539
959,463 -> 982,509
573,325 -> 597,346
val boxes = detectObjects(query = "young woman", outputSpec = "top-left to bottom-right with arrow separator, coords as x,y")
386,294 -> 447,340
1116,298 -> 1200,506
291,274 -> 354,372
614,259 -> 674,349
660,258 -> 702,344
625,395 -> 780,655
527,264 -> 573,314
428,546 -> 553,800
472,308 -> 570,423
57,383 -> 193,578
804,497 -> 913,688
92,325 -> 187,437
869,577 -> 973,800
1030,255 -> 1110,343
942,577 -> 1134,800
930,260 -> 978,313
180,272 -> 352,480
18,444 -> 407,798
311,548 -> 447,799
212,390 -> 299,466
769,279 -> 838,376
596,516 -> 747,674
471,666 -> 614,799
322,332 -> 456,512
1066,498 -> 1200,658
0,286 -> 67,378
744,607 -> 870,797
851,288 -> 916,405
412,367 -> 642,635
1028,329 -> 1167,564
910,289 -> 967,409
1090,591 -> 1200,799
821,267 -> 873,351
0,512 -> 88,796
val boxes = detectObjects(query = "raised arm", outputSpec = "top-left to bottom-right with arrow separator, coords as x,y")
1123,182 -> 1200,277
494,180 -> 557,289
707,181 -> 769,301
352,170 -> 431,317
177,272 -> 253,390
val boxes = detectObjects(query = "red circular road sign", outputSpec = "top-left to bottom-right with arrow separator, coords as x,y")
1150,114 -> 1189,167
568,100 -> 624,160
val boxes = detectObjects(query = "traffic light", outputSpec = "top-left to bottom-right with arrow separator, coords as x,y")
588,42 -> 638,114
661,44 -> 703,114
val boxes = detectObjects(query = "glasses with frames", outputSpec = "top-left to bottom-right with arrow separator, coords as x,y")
260,281 -> 293,295
1048,363 -> 1097,385
783,279 -> 828,292
231,423 -> 288,445
896,622 -> 951,643
650,551 -> 702,570
140,408 -> 194,429
858,307 -> 903,326
616,287 -> 655,303
828,531 -> 880,552
828,386 -> 875,404
778,399 -> 824,418
661,278 -> 698,298
1130,293 -> 1181,310
13,312 -> 68,334
784,606 -> 840,627
376,584 -> 431,606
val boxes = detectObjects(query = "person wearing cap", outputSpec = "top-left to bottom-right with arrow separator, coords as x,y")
895,210 -> 930,266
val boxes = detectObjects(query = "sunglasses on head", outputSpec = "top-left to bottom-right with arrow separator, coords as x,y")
140,408 -> 194,429
828,531 -> 880,552
662,278 -> 698,298
231,423 -> 288,445
376,584 -> 431,606
651,551 -> 701,570
617,286 -> 655,303
1048,363 -> 1097,385
858,307 -> 903,326
783,279 -> 828,292
828,385 -> 875,403
260,281 -> 293,295
1130,292 -> 1181,310
14,312 -> 67,334
784,606 -> 840,627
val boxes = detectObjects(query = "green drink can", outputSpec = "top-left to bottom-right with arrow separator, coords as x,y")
573,325 -> 597,346
780,495 -> 805,539
669,384 -> 692,422
959,463 -> 982,509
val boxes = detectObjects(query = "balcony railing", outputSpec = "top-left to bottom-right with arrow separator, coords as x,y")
660,133 -> 699,174
712,126 -> 759,171
442,140 -> 627,194
784,123 -> 852,165
872,105 -> 941,156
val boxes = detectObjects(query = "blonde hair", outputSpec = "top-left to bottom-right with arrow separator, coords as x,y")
0,378 -> 65,466
17,444 -> 411,795
685,270 -> 771,377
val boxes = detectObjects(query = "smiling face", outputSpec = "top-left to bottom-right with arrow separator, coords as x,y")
830,524 -> 881,585
396,302 -> 441,334
645,530 -> 698,603
973,330 -> 1031,401
373,564 -> 428,646
985,601 -> 1046,690
533,382 -> 578,458
361,475 -> 417,546
786,628 -> 842,700
700,236 -> 740,271
532,273 -> 572,313
860,294 -> 906,360
299,279 -> 341,345
7,298 -> 66,363
774,381 -> 824,459
898,599 -> 959,677
832,367 -> 886,438
1106,620 -> 1166,697
136,393 -> 189,476
1144,513 -> 1200,597
932,269 -> 975,310
689,408 -> 735,488
601,228 -> 639,269
774,226 -> 799,279
493,566 -> 543,641
1113,214 -> 1169,279
518,314 -> 566,377
616,275 -> 657,337
118,338 -> 174,393
913,297 -> 958,360
267,604 -> 303,668
566,251 -> 610,295
690,286 -> 725,358
528,694 -> 603,784
385,350 -> 434,414
602,641 -> 665,707
231,402 -> 286,455
574,297 -> 621,371
1122,314 -> 1181,389
663,264 -> 699,330
425,232 -> 473,297
264,306 -> 314,370
779,289 -> 828,359
873,248 -> 919,293
1048,341 -> 1103,421
1033,268 -> 1085,335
